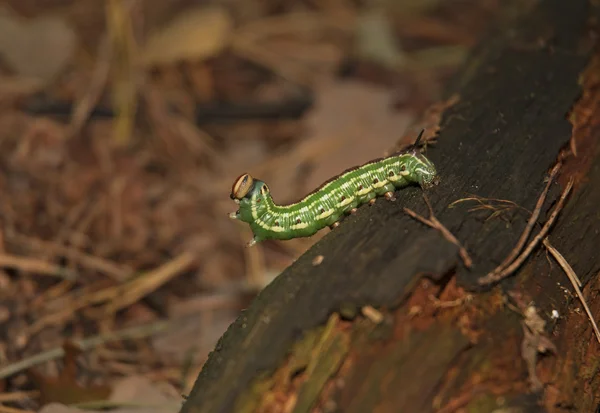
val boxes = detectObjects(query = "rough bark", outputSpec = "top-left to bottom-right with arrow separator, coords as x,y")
181,1 -> 600,412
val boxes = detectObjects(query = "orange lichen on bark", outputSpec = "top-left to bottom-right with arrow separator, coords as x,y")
564,52 -> 600,186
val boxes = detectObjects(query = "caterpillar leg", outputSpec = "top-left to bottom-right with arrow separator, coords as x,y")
421,176 -> 441,189
330,221 -> 340,230
246,237 -> 257,247
368,198 -> 376,206
229,211 -> 239,219
349,207 -> 358,214
384,191 -> 396,201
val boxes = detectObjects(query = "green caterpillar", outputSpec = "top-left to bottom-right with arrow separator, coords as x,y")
229,131 -> 438,247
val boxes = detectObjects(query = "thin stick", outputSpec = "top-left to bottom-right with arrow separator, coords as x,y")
0,254 -> 75,280
495,163 -> 562,272
543,238 -> 599,344
479,178 -> 574,285
404,195 -> 473,268
0,391 -> 39,403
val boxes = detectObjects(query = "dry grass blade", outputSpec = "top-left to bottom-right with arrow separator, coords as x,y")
479,177 -> 574,285
0,254 -> 75,280
106,0 -> 139,146
0,391 -> 39,403
28,252 -> 194,333
404,194 -> 472,268
543,238 -> 599,344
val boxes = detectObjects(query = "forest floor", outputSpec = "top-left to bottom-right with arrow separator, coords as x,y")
0,0 -> 528,411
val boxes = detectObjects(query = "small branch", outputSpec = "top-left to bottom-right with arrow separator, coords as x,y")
478,177 -> 574,285
404,194 -> 472,268
543,238 -> 600,344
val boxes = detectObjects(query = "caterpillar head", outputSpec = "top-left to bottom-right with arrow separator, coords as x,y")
229,173 -> 271,222
411,152 -> 438,187
406,129 -> 438,188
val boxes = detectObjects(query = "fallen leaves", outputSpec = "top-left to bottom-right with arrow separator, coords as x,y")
141,6 -> 233,67
37,376 -> 180,413
0,6 -> 77,83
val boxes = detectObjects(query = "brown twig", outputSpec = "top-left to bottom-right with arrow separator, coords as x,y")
478,177 -> 574,285
0,254 -> 75,280
495,163 -> 562,272
543,238 -> 600,344
404,194 -> 472,268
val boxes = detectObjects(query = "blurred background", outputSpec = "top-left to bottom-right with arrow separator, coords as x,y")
0,0 -> 532,411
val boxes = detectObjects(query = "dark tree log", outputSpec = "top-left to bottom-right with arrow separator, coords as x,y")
181,1 -> 600,412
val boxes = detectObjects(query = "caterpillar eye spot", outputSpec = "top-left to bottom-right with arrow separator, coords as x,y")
388,171 -> 394,177
358,185 -> 363,190
340,196 -> 346,201
256,198 -> 261,203
231,173 -> 254,200
400,165 -> 406,171
373,178 -> 379,184
296,218 -> 301,224
261,185 -> 269,195
275,221 -> 280,226
320,208 -> 325,213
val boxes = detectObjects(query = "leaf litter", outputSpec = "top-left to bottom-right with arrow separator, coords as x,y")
0,0 -> 507,410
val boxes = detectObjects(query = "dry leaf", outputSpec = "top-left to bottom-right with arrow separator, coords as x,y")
38,376 -> 180,413
141,6 -> 233,66
355,7 -> 406,69
39,403 -> 87,413
298,80 -> 413,198
30,341 -> 111,406
0,7 -> 76,82
109,376 -> 180,413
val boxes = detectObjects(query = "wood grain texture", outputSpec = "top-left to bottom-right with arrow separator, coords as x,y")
181,1 -> 600,412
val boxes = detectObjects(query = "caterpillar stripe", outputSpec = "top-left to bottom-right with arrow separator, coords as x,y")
229,132 -> 438,247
